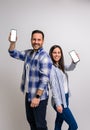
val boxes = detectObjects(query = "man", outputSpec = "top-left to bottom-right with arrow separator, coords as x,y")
8,30 -> 52,130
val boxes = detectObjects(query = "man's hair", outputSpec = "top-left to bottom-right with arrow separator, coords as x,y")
31,30 -> 44,40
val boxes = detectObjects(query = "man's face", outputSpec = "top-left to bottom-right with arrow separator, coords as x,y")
31,33 -> 44,51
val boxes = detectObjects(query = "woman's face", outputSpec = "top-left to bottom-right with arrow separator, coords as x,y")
52,47 -> 61,64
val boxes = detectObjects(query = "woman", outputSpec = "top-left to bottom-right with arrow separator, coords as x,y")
49,45 -> 78,130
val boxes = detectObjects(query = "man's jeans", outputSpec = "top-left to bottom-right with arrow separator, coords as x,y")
25,93 -> 48,130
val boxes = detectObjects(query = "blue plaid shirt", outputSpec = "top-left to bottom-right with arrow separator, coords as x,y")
8,48 -> 52,101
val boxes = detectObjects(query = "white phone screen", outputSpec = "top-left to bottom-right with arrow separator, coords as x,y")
10,29 -> 17,42
69,50 -> 80,63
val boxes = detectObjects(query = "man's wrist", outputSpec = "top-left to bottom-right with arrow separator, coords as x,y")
35,94 -> 41,99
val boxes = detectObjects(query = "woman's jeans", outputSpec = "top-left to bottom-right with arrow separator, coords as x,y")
25,93 -> 48,130
54,93 -> 78,130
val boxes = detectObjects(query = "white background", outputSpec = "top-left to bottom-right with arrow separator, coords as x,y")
0,0 -> 90,130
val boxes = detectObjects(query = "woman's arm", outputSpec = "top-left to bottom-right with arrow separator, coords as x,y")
50,67 -> 62,106
65,61 -> 77,71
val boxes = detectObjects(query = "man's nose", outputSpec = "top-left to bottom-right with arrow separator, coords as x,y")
35,39 -> 38,43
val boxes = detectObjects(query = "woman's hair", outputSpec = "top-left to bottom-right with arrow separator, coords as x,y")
49,45 -> 65,73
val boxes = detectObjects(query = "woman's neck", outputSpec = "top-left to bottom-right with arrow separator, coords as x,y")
54,62 -> 59,67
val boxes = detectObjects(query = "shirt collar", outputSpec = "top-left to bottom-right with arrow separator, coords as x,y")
33,47 -> 43,54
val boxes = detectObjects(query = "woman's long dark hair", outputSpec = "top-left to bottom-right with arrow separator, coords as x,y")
49,45 -> 65,73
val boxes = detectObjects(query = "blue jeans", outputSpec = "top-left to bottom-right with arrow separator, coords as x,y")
25,93 -> 48,130
54,93 -> 78,130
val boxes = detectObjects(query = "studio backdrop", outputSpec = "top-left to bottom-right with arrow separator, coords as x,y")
0,0 -> 90,130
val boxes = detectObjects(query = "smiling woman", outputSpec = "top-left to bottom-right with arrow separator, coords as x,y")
52,47 -> 62,65
49,45 -> 78,130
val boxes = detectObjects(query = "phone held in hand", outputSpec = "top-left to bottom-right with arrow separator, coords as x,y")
69,50 -> 80,63
10,29 -> 17,42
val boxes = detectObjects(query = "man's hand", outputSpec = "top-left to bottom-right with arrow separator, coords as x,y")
56,105 -> 63,113
30,97 -> 40,108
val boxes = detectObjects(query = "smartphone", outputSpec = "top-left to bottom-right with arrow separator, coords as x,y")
10,29 -> 17,42
69,50 -> 80,63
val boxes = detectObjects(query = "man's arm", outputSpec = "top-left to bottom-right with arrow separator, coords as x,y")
9,43 -> 16,51
38,55 -> 52,91
8,34 -> 27,61
30,54 -> 52,108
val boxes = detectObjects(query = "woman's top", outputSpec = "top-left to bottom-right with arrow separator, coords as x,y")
50,62 -> 77,108
63,73 -> 68,94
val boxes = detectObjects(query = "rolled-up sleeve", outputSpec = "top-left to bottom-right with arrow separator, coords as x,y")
8,49 -> 27,61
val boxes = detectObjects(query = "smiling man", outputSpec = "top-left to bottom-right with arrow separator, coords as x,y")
8,30 -> 52,130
